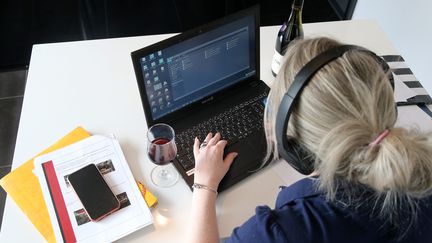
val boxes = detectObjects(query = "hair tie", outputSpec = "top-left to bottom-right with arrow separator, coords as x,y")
369,129 -> 390,147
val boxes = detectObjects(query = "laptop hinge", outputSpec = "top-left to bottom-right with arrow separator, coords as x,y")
250,79 -> 261,87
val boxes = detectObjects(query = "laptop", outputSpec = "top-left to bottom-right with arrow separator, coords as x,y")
131,6 -> 269,192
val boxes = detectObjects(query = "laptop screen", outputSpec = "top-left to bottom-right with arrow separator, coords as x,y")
136,13 -> 257,120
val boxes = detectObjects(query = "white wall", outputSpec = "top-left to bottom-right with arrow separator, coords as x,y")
352,0 -> 432,96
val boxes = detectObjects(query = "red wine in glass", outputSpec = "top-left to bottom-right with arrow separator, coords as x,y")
148,138 -> 177,166
147,123 -> 179,187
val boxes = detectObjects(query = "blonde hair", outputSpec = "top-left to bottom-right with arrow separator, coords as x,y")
264,37 -> 432,231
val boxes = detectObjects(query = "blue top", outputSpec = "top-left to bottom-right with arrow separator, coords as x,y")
226,178 -> 432,243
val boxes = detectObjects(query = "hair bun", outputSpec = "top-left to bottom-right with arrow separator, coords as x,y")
365,128 -> 432,196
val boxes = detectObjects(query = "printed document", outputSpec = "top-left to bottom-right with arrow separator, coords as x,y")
33,135 -> 153,243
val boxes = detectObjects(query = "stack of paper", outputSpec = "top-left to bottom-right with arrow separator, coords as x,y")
0,127 -> 154,242
33,134 -> 153,242
0,127 -> 90,242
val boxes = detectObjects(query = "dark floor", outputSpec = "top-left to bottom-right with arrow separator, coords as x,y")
0,68 -> 27,230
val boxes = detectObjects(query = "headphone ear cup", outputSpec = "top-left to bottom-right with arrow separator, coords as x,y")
282,137 -> 315,175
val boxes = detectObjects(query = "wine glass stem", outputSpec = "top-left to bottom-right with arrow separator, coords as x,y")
160,169 -> 168,178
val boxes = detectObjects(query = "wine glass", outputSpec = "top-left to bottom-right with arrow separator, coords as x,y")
147,123 -> 179,187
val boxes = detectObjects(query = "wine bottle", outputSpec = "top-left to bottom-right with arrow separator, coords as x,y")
271,0 -> 304,76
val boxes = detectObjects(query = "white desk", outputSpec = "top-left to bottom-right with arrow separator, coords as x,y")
2,20 -> 431,242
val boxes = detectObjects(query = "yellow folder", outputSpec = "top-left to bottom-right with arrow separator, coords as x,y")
0,127 -> 90,242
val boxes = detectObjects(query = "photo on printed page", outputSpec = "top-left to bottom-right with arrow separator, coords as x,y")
74,192 -> 131,226
96,159 -> 116,175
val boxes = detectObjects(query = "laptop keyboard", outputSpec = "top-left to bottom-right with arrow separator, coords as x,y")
175,93 -> 267,175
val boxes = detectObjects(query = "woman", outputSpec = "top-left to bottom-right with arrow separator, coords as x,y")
187,37 -> 432,242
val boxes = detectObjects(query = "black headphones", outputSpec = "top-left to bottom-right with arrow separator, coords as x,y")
275,45 -> 394,175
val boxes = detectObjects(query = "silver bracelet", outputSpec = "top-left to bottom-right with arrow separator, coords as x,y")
192,183 -> 218,195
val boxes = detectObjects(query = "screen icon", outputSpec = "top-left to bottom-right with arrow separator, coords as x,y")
154,83 -> 162,91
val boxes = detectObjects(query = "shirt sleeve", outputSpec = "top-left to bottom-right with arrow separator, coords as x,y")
225,205 -> 290,243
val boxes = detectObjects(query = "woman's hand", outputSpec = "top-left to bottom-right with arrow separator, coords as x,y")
193,133 -> 238,190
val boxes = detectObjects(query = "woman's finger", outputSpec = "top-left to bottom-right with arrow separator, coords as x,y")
223,152 -> 238,171
204,133 -> 212,143
193,137 -> 200,157
215,140 -> 228,155
208,132 -> 221,146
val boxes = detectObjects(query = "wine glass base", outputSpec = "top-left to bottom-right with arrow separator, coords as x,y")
150,165 -> 179,187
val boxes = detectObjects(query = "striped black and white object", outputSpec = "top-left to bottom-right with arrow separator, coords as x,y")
382,55 -> 432,117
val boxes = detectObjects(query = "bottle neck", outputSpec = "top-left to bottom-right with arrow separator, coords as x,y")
288,0 -> 303,24
292,0 -> 304,10
290,0 -> 303,17
287,8 -> 302,25
295,9 -> 302,25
